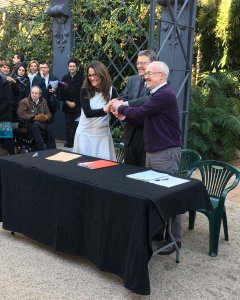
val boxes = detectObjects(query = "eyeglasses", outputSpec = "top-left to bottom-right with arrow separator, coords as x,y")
136,61 -> 150,66
88,74 -> 98,79
143,71 -> 164,77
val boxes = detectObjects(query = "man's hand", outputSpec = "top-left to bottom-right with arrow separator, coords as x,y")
116,113 -> 126,121
49,88 -> 56,93
34,113 -> 48,122
110,99 -> 124,113
66,101 -> 76,108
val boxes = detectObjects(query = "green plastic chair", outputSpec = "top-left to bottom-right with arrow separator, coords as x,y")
188,160 -> 240,257
177,149 -> 202,234
177,149 -> 202,177
114,142 -> 124,163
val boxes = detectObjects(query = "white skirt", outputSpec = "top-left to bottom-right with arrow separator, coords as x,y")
73,92 -> 116,161
73,122 -> 116,161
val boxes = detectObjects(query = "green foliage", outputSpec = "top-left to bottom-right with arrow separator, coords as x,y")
0,0 -> 52,63
188,71 -> 240,161
194,0 -> 240,73
226,0 -> 240,68
71,0 -> 151,90
194,1 -> 223,73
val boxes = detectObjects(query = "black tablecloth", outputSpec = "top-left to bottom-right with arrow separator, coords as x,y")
0,150 -> 212,295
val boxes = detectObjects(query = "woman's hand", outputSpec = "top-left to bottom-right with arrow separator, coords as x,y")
103,101 -> 112,113
6,76 -> 16,84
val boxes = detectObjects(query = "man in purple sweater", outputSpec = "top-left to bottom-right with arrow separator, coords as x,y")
110,61 -> 182,254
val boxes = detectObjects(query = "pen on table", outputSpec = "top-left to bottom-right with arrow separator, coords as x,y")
155,178 -> 169,181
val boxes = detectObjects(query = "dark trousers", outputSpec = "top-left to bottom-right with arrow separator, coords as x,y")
29,122 -> 56,151
0,138 -> 15,155
64,112 -> 79,147
124,128 -> 145,167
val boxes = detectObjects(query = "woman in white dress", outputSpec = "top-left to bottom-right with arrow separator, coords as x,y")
73,61 -> 118,161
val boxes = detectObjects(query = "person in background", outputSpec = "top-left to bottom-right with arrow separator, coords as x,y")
113,50 -> 157,167
73,61 -> 117,161
12,64 -> 30,121
28,60 -> 47,95
12,53 -> 26,75
27,60 -> 40,86
39,62 -> 59,120
59,59 -> 84,148
110,61 -> 182,254
17,86 -> 56,151
0,61 -> 20,154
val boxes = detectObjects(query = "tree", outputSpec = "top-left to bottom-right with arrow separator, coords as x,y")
188,71 -> 240,160
0,0 -> 51,63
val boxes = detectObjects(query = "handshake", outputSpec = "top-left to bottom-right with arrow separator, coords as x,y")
104,98 -> 126,120
33,113 -> 48,122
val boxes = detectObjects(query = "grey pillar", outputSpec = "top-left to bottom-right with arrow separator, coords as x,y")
47,0 -> 72,139
153,0 -> 197,148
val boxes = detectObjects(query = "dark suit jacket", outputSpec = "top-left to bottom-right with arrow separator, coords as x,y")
32,74 -> 47,98
120,75 -> 149,146
33,74 -> 59,114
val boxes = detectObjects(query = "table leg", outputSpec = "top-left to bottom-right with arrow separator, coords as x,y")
153,218 -> 180,263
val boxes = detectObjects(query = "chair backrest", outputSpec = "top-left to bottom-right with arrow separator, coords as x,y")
192,160 -> 240,206
177,148 -> 202,177
114,142 -> 124,163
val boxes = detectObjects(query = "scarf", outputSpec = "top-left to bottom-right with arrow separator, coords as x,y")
28,72 -> 37,85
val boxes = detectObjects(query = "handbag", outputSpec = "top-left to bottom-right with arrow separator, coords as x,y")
0,122 -> 13,138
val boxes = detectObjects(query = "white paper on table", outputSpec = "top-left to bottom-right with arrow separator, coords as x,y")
126,170 -> 168,182
149,175 -> 189,187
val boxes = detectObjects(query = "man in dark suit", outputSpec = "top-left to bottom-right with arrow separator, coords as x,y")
119,50 -> 157,166
38,62 -> 59,120
111,61 -> 182,255
59,59 -> 84,148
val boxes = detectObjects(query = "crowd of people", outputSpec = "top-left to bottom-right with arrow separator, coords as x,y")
0,51 -> 182,254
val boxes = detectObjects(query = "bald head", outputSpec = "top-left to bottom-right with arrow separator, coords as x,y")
144,61 -> 169,90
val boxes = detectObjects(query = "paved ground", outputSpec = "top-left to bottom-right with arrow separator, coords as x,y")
228,158 -> 240,203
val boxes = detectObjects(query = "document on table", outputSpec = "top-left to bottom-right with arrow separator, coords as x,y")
45,151 -> 81,162
149,175 -> 189,187
126,170 -> 169,182
126,170 -> 189,187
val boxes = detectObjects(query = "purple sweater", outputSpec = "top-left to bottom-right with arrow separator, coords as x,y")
118,84 -> 181,152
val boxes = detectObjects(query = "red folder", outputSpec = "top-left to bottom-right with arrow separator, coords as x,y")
78,160 -> 119,169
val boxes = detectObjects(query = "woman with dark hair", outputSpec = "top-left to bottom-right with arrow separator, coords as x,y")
73,61 -> 117,161
12,64 -> 30,121
13,64 -> 30,99
0,61 -> 19,154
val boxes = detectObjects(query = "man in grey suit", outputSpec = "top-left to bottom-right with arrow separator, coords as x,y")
119,50 -> 157,166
